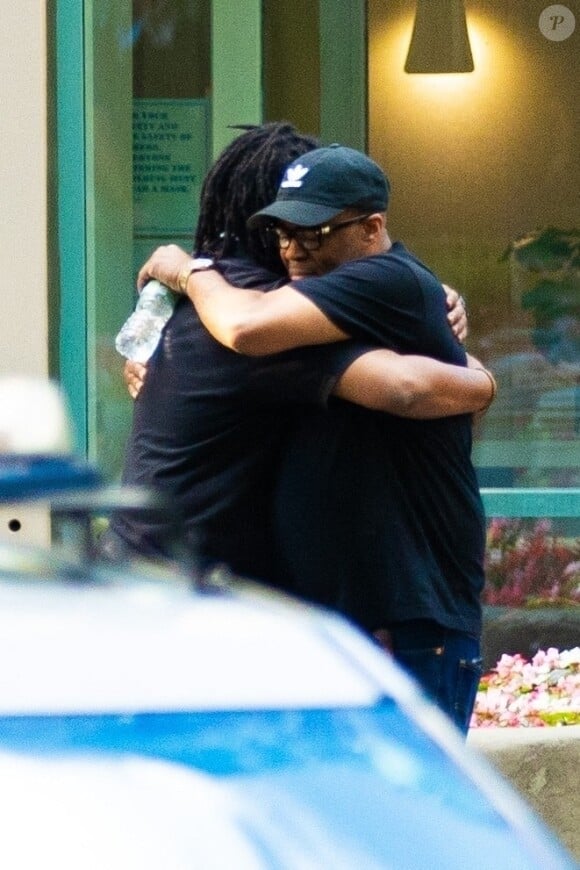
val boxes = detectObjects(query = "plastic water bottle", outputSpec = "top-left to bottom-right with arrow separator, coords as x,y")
115,280 -> 176,362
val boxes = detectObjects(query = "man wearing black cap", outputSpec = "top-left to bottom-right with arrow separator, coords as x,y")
138,145 -> 493,734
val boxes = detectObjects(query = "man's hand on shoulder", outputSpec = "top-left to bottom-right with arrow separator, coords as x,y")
443,284 -> 468,343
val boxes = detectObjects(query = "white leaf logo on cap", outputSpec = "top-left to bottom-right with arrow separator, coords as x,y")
281,164 -> 309,188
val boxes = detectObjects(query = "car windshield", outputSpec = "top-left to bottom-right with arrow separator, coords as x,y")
0,700 -> 549,869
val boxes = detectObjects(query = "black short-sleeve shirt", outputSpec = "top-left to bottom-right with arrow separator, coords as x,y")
109,257 -> 367,582
274,242 -> 486,636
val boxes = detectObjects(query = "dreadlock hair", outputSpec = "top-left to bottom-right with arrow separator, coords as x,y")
194,122 -> 320,275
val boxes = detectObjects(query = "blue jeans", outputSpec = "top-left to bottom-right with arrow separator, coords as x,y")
388,620 -> 482,736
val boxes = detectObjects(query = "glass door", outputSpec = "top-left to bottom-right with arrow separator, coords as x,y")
56,0 -> 212,480
55,0 -> 365,480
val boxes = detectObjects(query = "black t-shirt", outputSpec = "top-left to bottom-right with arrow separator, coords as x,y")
274,242 -> 486,636
109,257 -> 366,583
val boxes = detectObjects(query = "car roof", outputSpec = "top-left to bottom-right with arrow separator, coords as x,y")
0,571 -> 416,715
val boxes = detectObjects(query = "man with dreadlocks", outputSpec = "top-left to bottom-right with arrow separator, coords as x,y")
106,124 -> 489,602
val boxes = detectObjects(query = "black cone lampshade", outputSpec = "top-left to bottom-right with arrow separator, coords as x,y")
405,0 -> 474,74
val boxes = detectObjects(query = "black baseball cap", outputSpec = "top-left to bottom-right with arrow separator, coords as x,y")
247,144 -> 390,228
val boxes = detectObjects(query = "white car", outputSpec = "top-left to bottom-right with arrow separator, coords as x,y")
0,378 -> 576,869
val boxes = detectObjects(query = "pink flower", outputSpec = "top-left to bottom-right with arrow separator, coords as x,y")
470,647 -> 580,728
564,561 -> 580,579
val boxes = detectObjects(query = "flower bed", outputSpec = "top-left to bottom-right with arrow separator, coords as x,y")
484,518 -> 580,607
471,647 -> 580,728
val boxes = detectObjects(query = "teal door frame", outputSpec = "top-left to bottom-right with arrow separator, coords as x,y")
57,0 -> 133,470
56,0 -> 87,453
481,489 -> 580,518
56,0 -> 266,458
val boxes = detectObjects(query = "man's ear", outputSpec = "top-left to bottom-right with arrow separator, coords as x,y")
363,213 -> 385,243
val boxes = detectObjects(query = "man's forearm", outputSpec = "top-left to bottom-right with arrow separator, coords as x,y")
187,270 -> 347,355
400,358 -> 497,418
135,243 -> 346,354
136,243 -> 283,352
334,351 -> 497,418
186,270 -> 269,353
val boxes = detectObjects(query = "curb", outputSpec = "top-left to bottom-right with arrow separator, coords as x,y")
468,725 -> 580,861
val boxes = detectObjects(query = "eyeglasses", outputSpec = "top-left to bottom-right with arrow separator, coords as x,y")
270,214 -> 372,251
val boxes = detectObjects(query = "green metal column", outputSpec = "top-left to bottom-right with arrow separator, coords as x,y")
319,0 -> 367,150
211,0 -> 263,158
